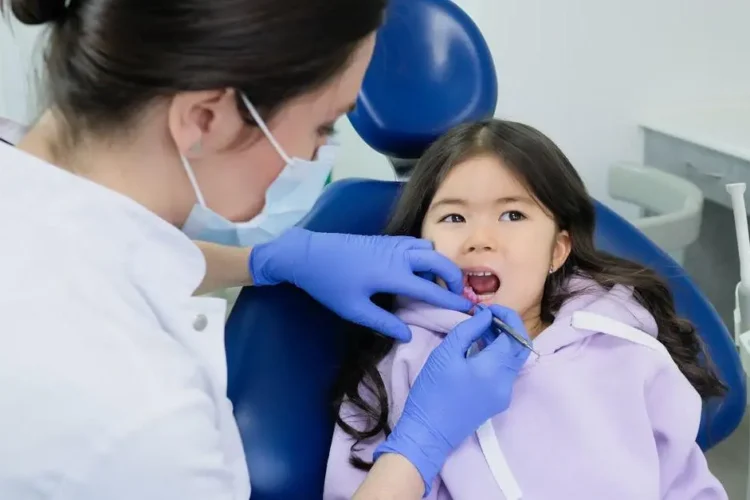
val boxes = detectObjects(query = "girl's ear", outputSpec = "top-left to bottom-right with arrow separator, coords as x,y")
550,230 -> 571,273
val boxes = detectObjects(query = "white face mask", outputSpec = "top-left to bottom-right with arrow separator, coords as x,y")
180,93 -> 335,247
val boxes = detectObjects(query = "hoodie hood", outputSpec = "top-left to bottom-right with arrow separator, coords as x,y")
395,276 -> 658,357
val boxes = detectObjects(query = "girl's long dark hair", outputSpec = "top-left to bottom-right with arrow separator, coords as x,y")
331,119 -> 726,471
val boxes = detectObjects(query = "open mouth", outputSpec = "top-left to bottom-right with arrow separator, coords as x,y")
462,268 -> 501,304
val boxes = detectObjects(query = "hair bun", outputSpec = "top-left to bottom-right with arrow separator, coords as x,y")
10,0 -> 68,25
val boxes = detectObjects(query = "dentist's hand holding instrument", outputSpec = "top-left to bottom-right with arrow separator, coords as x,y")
364,305 -> 531,495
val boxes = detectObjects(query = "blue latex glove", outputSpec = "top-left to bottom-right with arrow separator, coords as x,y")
249,227 -> 473,340
373,305 -> 531,494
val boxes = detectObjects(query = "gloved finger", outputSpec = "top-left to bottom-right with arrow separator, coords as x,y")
415,271 -> 437,284
487,304 -> 529,341
404,237 -> 434,250
388,235 -> 423,245
406,248 -> 466,296
388,275 -> 472,313
349,301 -> 413,342
473,327 -> 515,359
465,327 -> 501,357
478,330 -> 531,369
445,307 -> 494,354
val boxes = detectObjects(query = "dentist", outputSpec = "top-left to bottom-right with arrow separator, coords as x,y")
0,0 -> 530,499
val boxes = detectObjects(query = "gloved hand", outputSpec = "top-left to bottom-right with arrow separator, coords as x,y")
373,305 -> 531,493
249,227 -> 473,340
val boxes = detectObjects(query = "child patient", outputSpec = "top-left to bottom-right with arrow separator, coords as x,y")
324,119 -> 727,499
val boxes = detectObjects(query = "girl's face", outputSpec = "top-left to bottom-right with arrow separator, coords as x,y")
421,154 -> 571,332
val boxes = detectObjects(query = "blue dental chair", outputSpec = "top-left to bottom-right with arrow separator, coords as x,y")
225,1 -> 746,498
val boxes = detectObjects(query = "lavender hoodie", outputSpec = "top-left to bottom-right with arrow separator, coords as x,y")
324,279 -> 727,499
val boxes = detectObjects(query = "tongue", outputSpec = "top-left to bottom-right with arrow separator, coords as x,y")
468,275 -> 500,295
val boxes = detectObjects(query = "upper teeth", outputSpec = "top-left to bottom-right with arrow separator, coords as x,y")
467,271 -> 493,276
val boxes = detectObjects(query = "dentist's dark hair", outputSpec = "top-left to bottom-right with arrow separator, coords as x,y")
2,0 -> 385,144
332,119 -> 726,471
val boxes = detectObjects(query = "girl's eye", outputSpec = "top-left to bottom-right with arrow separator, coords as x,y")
500,210 -> 525,222
439,213 -> 465,223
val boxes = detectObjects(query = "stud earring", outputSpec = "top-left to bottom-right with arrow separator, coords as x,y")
549,266 -> 555,274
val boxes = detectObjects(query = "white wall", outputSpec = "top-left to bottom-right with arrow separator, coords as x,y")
332,0 -> 750,208
4,1 -> 750,203
0,17 -> 46,124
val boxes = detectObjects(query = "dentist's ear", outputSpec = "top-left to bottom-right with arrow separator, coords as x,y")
168,88 -> 247,158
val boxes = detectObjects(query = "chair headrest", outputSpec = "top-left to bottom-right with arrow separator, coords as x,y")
348,0 -> 497,159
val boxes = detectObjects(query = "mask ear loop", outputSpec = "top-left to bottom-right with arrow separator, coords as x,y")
239,93 -> 292,164
179,152 -> 206,207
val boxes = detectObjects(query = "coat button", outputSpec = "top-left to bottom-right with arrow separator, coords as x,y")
193,314 -> 208,332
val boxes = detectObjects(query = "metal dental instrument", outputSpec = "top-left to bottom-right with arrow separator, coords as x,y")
491,316 -> 539,356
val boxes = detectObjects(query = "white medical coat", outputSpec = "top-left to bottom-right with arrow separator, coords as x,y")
0,142 -> 251,499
